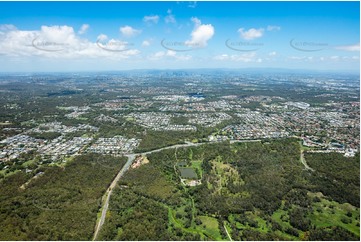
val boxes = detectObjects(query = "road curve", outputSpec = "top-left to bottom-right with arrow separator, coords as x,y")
92,139 -> 260,240
300,150 -> 314,171
92,143 -> 204,240
92,154 -> 136,241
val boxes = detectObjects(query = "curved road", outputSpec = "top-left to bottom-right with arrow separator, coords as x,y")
92,142 -> 207,240
92,154 -> 136,241
92,139 -> 262,240
300,150 -> 314,171
92,138 -> 315,240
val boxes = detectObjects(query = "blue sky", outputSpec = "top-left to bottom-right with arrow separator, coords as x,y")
0,1 -> 359,72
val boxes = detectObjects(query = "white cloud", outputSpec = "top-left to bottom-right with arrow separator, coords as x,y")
191,17 -> 201,26
331,55 -> 359,61
153,51 -> 165,59
143,15 -> 159,24
142,40 -> 150,47
287,55 -> 359,63
268,51 -> 277,56
176,55 -> 192,61
267,25 -> 281,31
213,54 -> 229,61
149,50 -> 191,61
97,34 -> 108,41
0,25 -> 140,59
165,9 -> 176,24
236,25 -> 278,41
97,39 -> 132,51
188,1 -> 197,8
288,56 -> 305,60
238,28 -> 264,40
78,24 -> 89,34
335,43 -> 360,52
0,24 -> 17,32
119,25 -> 141,37
166,50 -> 177,57
38,25 -> 77,43
185,17 -> 214,48
213,52 -> 259,62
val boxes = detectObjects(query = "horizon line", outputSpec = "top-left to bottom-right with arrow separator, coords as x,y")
0,67 -> 359,75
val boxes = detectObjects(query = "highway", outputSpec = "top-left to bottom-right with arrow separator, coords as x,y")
92,139 -> 262,240
92,142 -> 207,240
92,154 -> 136,241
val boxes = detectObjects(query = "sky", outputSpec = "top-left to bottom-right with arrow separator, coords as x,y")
0,1 -> 359,72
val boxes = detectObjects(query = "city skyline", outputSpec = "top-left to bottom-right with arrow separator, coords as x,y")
0,1 -> 359,72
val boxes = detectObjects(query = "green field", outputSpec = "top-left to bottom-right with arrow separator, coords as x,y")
196,216 -> 223,240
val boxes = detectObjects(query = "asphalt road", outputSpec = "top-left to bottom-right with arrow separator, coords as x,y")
92,154 -> 136,241
92,142 -> 206,240
92,139 -> 265,240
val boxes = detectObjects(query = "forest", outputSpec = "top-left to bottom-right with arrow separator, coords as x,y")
0,154 -> 126,240
98,139 -> 360,240
0,74 -> 359,241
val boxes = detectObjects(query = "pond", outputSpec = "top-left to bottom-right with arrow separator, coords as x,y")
179,167 -> 198,179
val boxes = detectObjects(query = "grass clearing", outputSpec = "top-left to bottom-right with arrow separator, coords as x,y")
22,159 -> 37,167
197,216 -> 223,240
309,197 -> 360,237
272,207 -> 292,229
191,160 -> 203,177
167,207 -> 207,240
